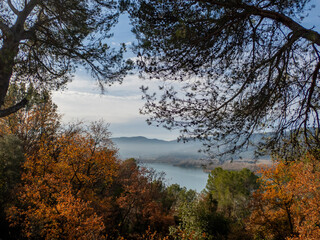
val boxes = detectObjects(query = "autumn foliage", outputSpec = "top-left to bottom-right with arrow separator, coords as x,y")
247,153 -> 320,240
3,85 -> 320,240
103,158 -> 175,239
7,129 -> 118,239
0,86 -> 60,153
0,89 -> 179,239
4,123 -> 178,240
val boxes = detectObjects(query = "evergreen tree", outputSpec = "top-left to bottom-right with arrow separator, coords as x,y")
128,0 -> 320,157
0,0 -> 132,117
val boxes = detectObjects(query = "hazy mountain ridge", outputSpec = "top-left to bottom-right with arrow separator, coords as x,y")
112,136 -> 205,162
112,135 -> 271,169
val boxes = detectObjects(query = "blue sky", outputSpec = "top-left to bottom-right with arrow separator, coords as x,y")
52,2 -> 320,140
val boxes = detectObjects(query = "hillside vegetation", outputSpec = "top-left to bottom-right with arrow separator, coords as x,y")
0,91 -> 318,239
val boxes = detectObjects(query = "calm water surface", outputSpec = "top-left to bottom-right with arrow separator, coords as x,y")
141,162 -> 209,192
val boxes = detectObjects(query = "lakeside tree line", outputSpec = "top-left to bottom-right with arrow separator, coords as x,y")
1,0 -> 320,239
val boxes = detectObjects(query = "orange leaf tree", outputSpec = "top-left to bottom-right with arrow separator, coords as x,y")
247,153 -> 320,240
107,158 -> 175,239
7,124 -> 119,240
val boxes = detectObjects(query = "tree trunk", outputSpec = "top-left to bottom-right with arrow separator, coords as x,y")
0,39 -> 22,111
0,56 -> 14,108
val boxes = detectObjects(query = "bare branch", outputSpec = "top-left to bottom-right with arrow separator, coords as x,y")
21,14 -> 57,40
204,0 -> 320,46
7,0 -> 20,15
305,61 -> 320,118
0,98 -> 28,118
13,0 -> 38,31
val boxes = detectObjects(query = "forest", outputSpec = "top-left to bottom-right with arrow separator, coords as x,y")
1,0 -> 320,239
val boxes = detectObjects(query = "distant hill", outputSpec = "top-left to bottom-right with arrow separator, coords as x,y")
111,135 -> 271,167
112,136 -> 205,162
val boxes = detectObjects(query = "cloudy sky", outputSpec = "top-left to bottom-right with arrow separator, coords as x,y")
52,13 -> 182,140
52,2 -> 320,140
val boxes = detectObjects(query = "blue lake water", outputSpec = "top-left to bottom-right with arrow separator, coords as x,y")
140,162 -> 209,192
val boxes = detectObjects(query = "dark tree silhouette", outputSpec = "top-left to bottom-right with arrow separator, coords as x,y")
0,0 -> 132,117
128,0 -> 320,157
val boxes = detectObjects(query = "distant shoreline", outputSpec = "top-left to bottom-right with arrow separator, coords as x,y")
138,158 -> 273,173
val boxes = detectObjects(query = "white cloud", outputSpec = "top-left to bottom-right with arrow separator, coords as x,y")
65,72 -> 166,97
52,73 -> 180,140
52,90 -> 143,124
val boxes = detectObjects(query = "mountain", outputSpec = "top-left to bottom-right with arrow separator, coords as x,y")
111,136 -> 205,162
111,135 -> 271,166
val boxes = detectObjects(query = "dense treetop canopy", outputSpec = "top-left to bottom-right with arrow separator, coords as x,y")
0,0 -> 132,117
128,0 -> 320,157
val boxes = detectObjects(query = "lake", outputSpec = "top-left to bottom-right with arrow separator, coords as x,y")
140,162 -> 209,192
